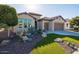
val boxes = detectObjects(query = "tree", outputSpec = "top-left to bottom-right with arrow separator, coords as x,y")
0,4 -> 18,37
70,16 -> 79,31
70,16 -> 79,26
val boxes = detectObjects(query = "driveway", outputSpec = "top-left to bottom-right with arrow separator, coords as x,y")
47,30 -> 79,36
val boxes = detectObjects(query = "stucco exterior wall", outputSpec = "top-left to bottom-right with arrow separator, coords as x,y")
29,14 -> 41,20
37,20 -> 44,30
18,14 -> 34,20
37,17 -> 65,31
49,21 -> 54,31
64,21 -> 70,30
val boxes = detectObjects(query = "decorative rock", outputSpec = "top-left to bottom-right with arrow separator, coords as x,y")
22,36 -> 29,42
73,46 -> 78,50
41,32 -> 47,37
73,51 -> 79,54
77,48 -> 79,51
54,38 -> 62,42
1,40 -> 10,45
66,42 -> 70,45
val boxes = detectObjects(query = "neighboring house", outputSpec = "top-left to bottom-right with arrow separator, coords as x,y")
37,16 -> 67,31
64,19 -> 70,30
14,12 -> 42,33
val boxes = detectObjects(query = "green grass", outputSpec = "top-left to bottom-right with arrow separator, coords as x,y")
62,37 -> 79,43
32,33 -> 79,54
32,42 -> 66,54
35,33 -> 79,48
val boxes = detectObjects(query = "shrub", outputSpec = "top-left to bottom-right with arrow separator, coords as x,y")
37,29 -> 42,34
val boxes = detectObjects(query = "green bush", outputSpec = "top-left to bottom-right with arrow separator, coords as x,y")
37,29 -> 42,34
74,27 -> 78,32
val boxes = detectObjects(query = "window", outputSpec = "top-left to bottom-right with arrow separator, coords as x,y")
19,24 -> 22,28
18,18 -> 35,29
24,23 -> 27,28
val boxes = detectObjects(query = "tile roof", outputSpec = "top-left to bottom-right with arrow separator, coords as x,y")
38,15 -> 66,21
28,12 -> 42,16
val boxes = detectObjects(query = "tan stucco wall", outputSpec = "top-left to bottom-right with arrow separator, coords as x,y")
49,21 -> 54,31
29,14 -> 41,20
37,20 -> 44,30
64,21 -> 70,29
18,14 -> 34,20
53,18 -> 65,23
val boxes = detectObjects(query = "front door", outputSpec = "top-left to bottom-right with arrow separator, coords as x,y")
44,22 -> 49,31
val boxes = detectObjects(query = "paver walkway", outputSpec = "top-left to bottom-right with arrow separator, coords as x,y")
58,41 -> 79,54
58,43 -> 74,53
0,33 -> 42,54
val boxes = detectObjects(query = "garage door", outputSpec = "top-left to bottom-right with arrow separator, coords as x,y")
54,23 -> 64,31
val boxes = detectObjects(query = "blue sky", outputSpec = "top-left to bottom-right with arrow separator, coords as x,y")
9,4 -> 79,19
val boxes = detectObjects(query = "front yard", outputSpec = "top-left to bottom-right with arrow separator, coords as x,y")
32,33 -> 79,54
32,42 -> 66,54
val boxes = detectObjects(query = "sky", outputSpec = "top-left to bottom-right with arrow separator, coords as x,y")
8,4 -> 79,19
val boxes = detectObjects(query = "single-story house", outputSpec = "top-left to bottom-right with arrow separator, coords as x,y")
14,12 -> 70,33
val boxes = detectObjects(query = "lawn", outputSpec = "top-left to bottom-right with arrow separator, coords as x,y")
32,33 -> 79,54
32,42 -> 66,54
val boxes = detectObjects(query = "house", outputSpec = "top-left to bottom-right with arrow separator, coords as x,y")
14,12 -> 42,33
37,15 -> 67,31
14,12 -> 70,33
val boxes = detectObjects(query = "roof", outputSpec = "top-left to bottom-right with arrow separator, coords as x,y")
28,12 -> 42,16
18,12 -> 28,15
38,17 -> 52,21
38,15 -> 66,22
18,12 -> 37,20
64,18 -> 70,22
51,15 -> 66,21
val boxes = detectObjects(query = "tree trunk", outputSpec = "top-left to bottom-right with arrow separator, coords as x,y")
8,28 -> 10,37
8,27 -> 11,37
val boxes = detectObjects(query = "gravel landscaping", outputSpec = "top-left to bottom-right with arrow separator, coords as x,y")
0,31 -> 42,54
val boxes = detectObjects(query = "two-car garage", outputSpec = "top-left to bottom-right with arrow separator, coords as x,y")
54,22 -> 64,31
